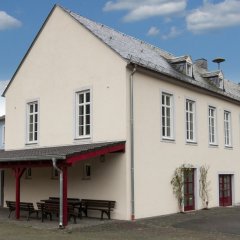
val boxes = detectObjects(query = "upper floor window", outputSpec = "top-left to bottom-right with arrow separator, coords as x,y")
2,125 -> 5,145
208,106 -> 217,145
27,101 -> 38,143
76,90 -> 91,138
186,99 -> 196,142
162,92 -> 174,139
224,111 -> 232,147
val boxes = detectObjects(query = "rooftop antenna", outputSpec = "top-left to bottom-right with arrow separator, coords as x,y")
212,57 -> 225,70
212,57 -> 225,91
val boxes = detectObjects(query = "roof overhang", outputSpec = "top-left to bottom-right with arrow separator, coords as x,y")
0,141 -> 125,168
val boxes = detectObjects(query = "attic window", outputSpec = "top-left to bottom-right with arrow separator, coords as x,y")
169,56 -> 193,77
202,71 -> 224,89
173,61 -> 192,77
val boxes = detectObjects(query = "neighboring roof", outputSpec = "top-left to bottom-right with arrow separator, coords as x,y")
3,5 -> 240,103
0,141 -> 125,162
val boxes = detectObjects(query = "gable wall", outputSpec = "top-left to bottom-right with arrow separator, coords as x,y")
5,6 -> 127,150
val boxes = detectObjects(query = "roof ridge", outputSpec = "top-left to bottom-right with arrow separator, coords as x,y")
58,5 -> 174,59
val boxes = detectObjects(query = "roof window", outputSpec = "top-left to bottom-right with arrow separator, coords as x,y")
169,56 -> 193,77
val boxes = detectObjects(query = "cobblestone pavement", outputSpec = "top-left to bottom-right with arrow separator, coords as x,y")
1,207 -> 240,239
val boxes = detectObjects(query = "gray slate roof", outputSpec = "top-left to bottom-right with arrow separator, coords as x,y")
61,6 -> 240,103
0,141 -> 125,162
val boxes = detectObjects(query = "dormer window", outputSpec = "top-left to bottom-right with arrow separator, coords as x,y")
202,71 -> 224,89
169,56 -> 193,77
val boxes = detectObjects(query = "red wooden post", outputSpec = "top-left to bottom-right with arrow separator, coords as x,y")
62,166 -> 68,226
13,168 -> 25,220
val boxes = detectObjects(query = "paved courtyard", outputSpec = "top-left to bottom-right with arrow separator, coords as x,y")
1,207 -> 240,239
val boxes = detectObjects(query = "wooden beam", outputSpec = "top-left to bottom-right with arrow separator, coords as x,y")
13,168 -> 26,220
62,166 -> 68,226
66,143 -> 125,165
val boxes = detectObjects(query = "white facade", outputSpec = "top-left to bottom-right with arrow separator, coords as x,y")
2,5 -> 240,220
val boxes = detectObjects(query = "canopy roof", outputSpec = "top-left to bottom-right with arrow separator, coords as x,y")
0,141 -> 125,167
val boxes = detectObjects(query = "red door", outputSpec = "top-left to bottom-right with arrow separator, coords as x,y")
219,175 -> 232,206
184,169 -> 195,211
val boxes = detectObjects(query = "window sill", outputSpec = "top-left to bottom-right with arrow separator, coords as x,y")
186,141 -> 198,146
25,142 -> 38,146
224,145 -> 233,150
209,143 -> 218,148
161,138 -> 175,143
82,178 -> 91,181
74,136 -> 91,140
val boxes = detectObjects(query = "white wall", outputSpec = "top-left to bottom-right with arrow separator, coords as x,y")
5,6 -> 127,149
133,70 -> 240,218
4,6 -> 131,220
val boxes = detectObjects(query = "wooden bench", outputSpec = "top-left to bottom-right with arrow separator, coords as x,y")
37,202 -> 78,224
81,199 -> 116,220
6,201 -> 39,220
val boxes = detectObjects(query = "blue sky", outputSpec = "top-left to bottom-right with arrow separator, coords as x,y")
0,0 -> 240,83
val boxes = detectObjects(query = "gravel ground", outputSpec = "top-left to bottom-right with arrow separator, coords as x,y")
1,207 -> 240,240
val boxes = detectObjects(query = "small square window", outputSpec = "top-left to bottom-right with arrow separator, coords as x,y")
51,168 -> 59,179
83,164 -> 91,180
25,168 -> 32,179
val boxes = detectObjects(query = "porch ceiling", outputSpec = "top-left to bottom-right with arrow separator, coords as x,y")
0,141 -> 125,168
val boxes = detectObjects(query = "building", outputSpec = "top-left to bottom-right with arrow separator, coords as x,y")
1,5 -> 240,226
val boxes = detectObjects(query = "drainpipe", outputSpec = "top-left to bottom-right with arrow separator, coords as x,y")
130,64 -> 137,220
52,158 -> 63,228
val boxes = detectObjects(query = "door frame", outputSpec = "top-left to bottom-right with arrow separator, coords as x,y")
218,173 -> 233,207
184,168 -> 195,211
217,172 -> 235,207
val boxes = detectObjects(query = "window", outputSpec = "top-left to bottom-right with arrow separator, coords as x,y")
208,106 -> 217,145
83,164 -> 91,179
27,102 -> 38,143
186,63 -> 192,77
173,62 -> 192,77
224,111 -> 232,147
2,125 -> 5,145
186,100 -> 196,142
162,92 -> 174,139
25,168 -> 32,179
76,90 -> 91,138
51,168 -> 58,179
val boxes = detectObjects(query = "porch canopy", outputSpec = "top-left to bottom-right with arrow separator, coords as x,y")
0,141 -> 125,226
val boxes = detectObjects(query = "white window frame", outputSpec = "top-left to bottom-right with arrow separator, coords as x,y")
51,167 -> 58,179
25,168 -> 32,179
26,101 -> 39,144
161,92 -> 174,140
83,163 -> 91,180
2,125 -> 5,145
75,89 -> 91,139
186,62 -> 193,77
224,110 -> 232,147
185,99 -> 196,143
208,106 -> 217,145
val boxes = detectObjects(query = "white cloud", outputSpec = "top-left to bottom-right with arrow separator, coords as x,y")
161,26 -> 182,40
147,26 -> 160,36
0,11 -> 21,30
186,0 -> 240,34
103,0 -> 187,22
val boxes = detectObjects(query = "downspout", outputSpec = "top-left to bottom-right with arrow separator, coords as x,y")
130,64 -> 137,220
52,158 -> 63,228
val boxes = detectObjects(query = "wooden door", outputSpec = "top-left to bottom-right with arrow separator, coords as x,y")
219,175 -> 232,206
184,169 -> 195,211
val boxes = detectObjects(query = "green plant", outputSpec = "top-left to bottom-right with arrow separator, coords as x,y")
170,164 -> 193,212
199,165 -> 210,209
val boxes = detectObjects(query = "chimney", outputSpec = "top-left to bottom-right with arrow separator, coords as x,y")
195,58 -> 208,70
